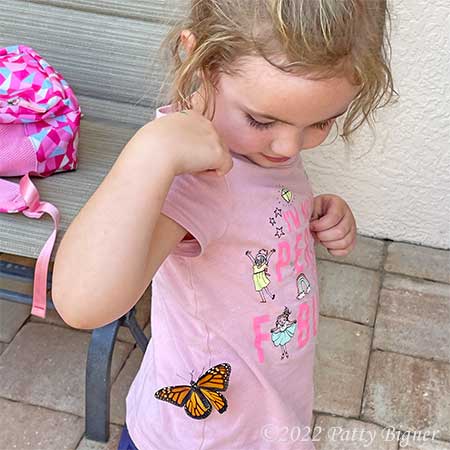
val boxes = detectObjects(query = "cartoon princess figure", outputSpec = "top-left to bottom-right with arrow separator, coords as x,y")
270,306 -> 297,360
245,248 -> 276,303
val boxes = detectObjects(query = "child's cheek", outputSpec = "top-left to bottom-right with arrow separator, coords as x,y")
231,131 -> 269,156
302,130 -> 330,150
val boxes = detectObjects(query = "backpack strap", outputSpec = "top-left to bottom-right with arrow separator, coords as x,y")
0,174 -> 60,318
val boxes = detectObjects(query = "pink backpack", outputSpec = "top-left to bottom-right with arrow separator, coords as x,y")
0,44 -> 82,318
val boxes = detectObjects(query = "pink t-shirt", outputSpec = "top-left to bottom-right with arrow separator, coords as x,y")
125,104 -> 320,450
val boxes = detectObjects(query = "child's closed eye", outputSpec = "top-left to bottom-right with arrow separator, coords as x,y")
312,118 -> 334,130
245,113 -> 333,131
245,114 -> 274,130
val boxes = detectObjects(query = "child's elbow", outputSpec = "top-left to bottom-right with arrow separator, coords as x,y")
51,282 -> 90,330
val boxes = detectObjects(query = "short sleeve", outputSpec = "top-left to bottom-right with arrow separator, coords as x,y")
161,172 -> 231,257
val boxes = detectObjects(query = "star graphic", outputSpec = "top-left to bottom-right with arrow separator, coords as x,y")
269,217 -> 276,226
274,207 -> 282,218
275,227 -> 285,238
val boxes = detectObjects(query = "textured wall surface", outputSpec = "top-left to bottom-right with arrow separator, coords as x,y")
302,0 -> 450,249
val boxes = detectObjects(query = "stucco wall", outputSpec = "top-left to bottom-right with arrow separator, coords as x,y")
302,0 -> 450,249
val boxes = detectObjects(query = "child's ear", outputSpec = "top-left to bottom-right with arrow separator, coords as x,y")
180,29 -> 197,56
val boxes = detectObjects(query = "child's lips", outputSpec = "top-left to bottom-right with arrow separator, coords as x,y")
262,154 -> 291,163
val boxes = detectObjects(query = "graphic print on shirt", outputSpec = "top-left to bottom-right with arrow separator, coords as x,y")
296,272 -> 311,300
154,362 -> 232,420
268,188 -> 292,237
250,185 -> 319,364
245,248 -> 277,303
270,306 -> 297,360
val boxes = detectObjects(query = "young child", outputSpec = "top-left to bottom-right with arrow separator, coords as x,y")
52,1 -> 397,449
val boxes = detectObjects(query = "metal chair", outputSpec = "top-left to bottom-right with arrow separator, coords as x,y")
0,259 -> 149,443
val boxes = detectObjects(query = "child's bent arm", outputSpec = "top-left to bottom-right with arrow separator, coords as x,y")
143,212 -> 188,287
51,124 -> 185,330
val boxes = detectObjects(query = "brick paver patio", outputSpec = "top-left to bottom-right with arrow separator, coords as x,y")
1,235 -> 449,450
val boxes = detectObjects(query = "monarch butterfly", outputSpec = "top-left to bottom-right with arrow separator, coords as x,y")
154,362 -> 232,420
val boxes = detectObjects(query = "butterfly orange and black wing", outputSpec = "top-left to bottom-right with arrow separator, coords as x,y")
197,363 -> 231,392
154,384 -> 213,420
155,362 -> 232,419
183,388 -> 213,419
199,388 -> 228,414
197,363 -> 231,414
154,385 -> 192,408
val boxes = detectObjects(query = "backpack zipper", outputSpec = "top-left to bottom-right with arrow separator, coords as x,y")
2,97 -> 48,113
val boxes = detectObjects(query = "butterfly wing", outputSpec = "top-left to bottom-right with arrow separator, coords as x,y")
184,387 -> 213,420
196,363 -> 231,392
154,385 -> 192,408
196,362 -> 231,414
154,384 -> 213,420
199,388 -> 228,414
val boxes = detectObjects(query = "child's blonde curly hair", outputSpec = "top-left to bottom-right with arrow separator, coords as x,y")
156,0 -> 398,145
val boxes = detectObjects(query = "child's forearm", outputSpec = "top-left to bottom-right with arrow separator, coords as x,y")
51,124 -> 175,329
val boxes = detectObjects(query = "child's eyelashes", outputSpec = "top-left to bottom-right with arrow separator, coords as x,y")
245,113 -> 333,131
245,114 -> 275,130
313,118 -> 334,130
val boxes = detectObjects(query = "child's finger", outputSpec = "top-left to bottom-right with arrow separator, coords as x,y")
311,230 -> 320,244
310,211 -> 343,232
311,195 -> 327,223
318,223 -> 356,249
315,227 -> 348,244
311,208 -> 353,240
216,144 -> 234,176
328,237 -> 356,256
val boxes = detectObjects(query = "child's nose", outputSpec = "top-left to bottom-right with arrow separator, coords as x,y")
271,130 -> 304,158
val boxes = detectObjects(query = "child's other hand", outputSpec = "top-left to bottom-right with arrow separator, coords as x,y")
309,194 -> 356,256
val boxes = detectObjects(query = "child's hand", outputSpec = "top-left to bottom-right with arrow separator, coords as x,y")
140,109 -> 233,177
309,194 -> 357,256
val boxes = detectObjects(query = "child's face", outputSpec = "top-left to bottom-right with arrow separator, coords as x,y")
190,56 -> 360,168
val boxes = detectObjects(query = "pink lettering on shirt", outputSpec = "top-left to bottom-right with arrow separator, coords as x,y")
293,232 -> 305,274
297,302 -> 310,349
282,211 -> 292,233
253,314 -> 271,363
275,241 -> 290,282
